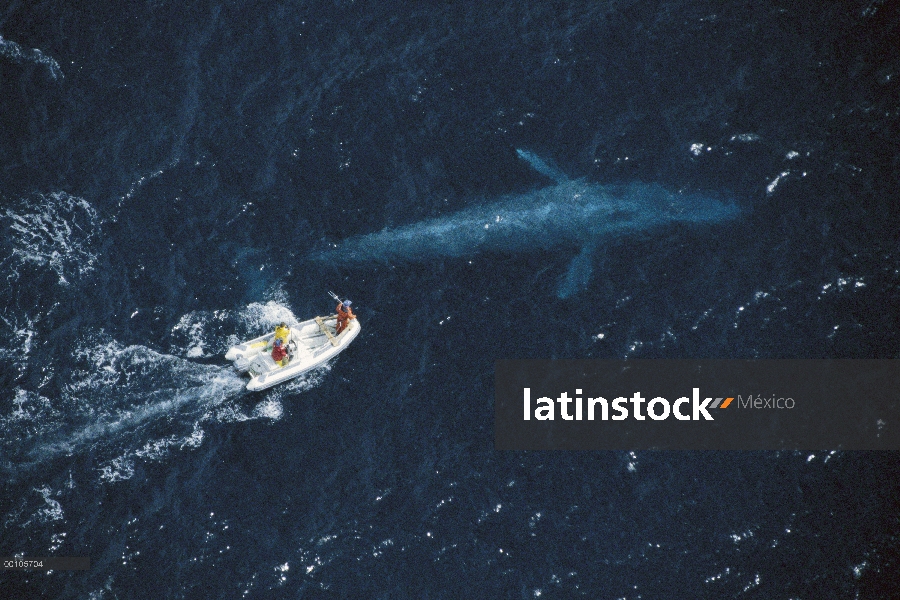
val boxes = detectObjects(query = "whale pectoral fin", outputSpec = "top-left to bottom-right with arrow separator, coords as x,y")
516,149 -> 569,184
557,244 -> 598,299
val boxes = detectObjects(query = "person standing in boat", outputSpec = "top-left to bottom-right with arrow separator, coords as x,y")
335,299 -> 355,335
271,338 -> 289,366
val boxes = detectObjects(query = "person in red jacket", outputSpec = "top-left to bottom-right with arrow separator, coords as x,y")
335,299 -> 355,335
271,338 -> 289,366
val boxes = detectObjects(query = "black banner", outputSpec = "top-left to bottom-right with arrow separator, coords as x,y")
495,360 -> 900,450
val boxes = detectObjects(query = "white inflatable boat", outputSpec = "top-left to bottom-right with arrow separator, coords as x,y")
225,314 -> 360,391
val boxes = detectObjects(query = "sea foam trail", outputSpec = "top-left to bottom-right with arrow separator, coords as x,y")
2,339 -> 246,470
1,301 -> 322,482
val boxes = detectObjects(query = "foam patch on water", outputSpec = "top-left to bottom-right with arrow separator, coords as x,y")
2,192 -> 100,286
0,315 -> 38,385
0,34 -> 64,80
239,300 -> 300,333
170,301 -> 302,357
134,423 -> 205,461
98,456 -> 135,483
212,398 -> 285,423
7,387 -> 53,422
50,532 -> 67,552
100,423 -> 207,483
33,486 -> 64,523
0,389 -> 65,467
0,193 -> 99,389
213,398 -> 284,423
0,315 -> 36,356
252,399 -> 284,420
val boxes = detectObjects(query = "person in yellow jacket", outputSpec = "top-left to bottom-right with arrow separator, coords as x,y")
274,322 -> 291,345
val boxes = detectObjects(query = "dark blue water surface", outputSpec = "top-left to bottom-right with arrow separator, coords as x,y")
2,1 -> 900,597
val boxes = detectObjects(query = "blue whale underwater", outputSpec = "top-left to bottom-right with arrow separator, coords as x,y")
312,150 -> 741,298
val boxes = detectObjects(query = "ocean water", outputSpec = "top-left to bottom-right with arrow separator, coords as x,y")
2,1 -> 899,597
